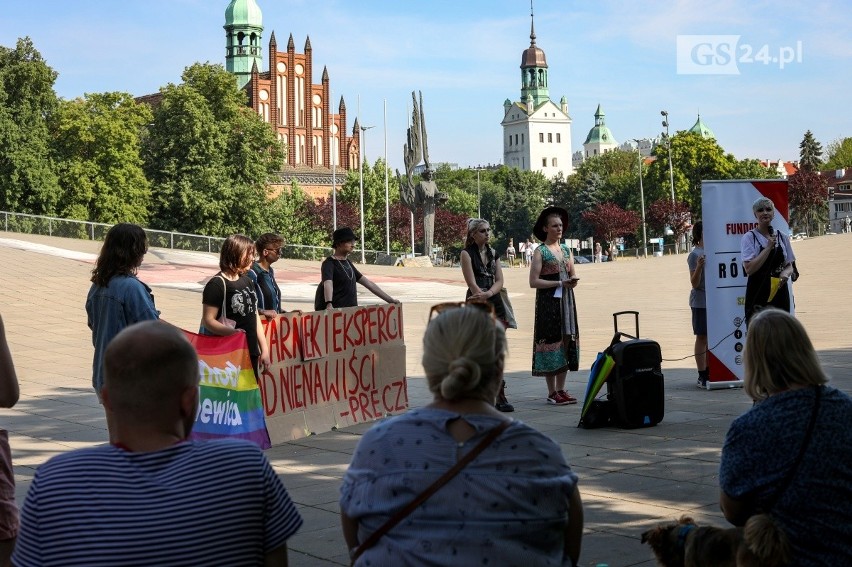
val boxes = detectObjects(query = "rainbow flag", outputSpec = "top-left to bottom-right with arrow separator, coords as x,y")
183,330 -> 271,450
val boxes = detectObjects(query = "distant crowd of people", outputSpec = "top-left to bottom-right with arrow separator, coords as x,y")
0,204 -> 849,566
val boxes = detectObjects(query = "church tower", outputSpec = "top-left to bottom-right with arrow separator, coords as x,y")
689,113 -> 715,139
224,0 -> 264,90
583,104 -> 618,158
520,15 -> 549,108
501,4 -> 572,177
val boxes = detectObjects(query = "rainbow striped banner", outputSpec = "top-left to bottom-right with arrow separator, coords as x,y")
183,330 -> 271,450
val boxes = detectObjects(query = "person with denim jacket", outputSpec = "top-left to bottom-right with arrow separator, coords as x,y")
247,233 -> 284,320
86,224 -> 159,400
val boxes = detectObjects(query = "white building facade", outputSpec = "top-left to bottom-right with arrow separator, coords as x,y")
501,14 -> 572,178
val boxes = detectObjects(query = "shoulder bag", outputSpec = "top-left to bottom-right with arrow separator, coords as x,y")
350,420 -> 511,564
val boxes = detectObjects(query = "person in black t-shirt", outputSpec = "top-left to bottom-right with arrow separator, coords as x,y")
318,227 -> 399,310
201,234 -> 270,377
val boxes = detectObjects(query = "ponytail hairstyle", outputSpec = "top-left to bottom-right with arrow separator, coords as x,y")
691,221 -> 703,247
422,307 -> 506,401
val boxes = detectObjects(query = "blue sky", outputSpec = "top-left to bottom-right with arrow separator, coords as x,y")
2,0 -> 849,171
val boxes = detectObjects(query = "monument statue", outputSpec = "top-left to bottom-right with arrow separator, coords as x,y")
397,91 -> 447,258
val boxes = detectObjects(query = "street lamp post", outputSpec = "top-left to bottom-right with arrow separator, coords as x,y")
474,167 -> 484,218
331,89 -> 337,231
632,139 -> 648,258
660,110 -> 676,206
661,110 -> 678,253
359,124 -> 375,265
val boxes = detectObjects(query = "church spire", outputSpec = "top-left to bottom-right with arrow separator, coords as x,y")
520,0 -> 548,108
529,0 -> 537,46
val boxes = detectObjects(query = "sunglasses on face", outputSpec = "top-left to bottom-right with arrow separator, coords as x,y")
756,207 -> 773,213
478,228 -> 491,234
265,247 -> 284,255
428,300 -> 496,322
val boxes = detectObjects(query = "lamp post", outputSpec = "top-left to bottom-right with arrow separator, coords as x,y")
661,110 -> 678,253
383,99 -> 390,255
474,167 -> 484,218
359,123 -> 375,265
660,111 -> 676,206
331,89 -> 337,231
632,139 -> 648,258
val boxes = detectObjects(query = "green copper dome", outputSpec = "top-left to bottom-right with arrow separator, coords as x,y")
225,0 -> 263,27
583,104 -> 618,145
689,114 -> 715,139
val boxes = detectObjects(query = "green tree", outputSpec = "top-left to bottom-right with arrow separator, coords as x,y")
267,182 -> 315,244
572,149 -> 638,208
51,92 -> 152,223
142,62 -> 284,236
567,172 -> 602,240
338,157 -> 396,250
646,132 -> 736,213
0,37 -> 61,214
798,130 -> 823,172
486,166 -> 550,249
731,158 -> 780,180
824,137 -> 852,170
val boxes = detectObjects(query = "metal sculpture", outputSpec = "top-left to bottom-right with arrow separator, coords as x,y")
397,91 -> 447,258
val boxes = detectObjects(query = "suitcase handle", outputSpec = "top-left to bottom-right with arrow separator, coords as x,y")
612,311 -> 639,339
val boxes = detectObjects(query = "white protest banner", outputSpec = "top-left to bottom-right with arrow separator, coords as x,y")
702,180 -> 791,389
259,303 -> 407,444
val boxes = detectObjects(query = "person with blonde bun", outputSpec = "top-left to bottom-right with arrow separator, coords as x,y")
341,304 -> 583,566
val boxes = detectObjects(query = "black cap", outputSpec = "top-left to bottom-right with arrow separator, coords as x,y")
332,227 -> 357,246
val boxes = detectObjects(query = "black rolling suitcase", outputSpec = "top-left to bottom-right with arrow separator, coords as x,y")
606,311 -> 664,428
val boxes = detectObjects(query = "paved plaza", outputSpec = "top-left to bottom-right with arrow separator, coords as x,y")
0,231 -> 850,566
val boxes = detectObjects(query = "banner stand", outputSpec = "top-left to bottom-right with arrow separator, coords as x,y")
702,179 -> 791,388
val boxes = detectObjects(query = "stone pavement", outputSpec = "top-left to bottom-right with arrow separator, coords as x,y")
0,231 -> 849,566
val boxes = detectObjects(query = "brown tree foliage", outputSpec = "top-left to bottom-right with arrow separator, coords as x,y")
646,199 -> 692,242
581,202 -> 641,246
788,170 -> 828,234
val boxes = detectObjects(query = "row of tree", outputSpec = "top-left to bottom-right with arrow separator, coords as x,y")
2,37 -> 849,256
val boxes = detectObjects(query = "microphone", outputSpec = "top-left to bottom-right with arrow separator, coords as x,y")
768,225 -> 777,247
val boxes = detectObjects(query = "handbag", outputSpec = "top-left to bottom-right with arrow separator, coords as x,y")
564,335 -> 580,372
350,420 -> 511,565
498,288 -> 518,329
199,275 -> 236,335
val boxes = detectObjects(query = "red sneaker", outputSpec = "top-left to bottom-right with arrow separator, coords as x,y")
559,390 -> 578,404
547,391 -> 570,406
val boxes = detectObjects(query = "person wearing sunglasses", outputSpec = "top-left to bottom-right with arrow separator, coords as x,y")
530,207 -> 580,406
741,197 -> 796,325
460,218 -> 514,412
248,233 -> 285,320
341,304 -> 584,566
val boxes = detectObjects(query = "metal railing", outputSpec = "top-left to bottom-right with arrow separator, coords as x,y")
0,211 -> 410,264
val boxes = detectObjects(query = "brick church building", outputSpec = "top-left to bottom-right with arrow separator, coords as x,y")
225,0 -> 360,199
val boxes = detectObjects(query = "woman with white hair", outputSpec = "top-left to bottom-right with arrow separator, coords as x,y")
341,303 -> 584,567
741,197 -> 796,324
